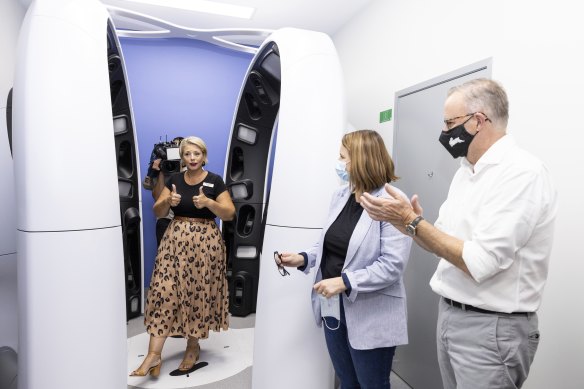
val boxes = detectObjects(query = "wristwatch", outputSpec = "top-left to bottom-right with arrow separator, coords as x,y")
405,216 -> 424,236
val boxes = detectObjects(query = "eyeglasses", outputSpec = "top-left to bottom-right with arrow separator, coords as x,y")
443,112 -> 490,130
273,251 -> 290,277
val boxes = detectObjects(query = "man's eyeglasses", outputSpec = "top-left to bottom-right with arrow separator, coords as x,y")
273,251 -> 290,276
443,112 -> 490,130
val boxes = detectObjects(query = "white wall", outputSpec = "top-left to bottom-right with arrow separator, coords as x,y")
0,0 -> 25,352
333,1 -> 583,388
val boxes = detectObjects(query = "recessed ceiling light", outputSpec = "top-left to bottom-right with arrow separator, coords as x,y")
120,0 -> 255,19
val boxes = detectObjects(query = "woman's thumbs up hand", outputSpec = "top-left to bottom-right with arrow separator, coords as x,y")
168,184 -> 182,207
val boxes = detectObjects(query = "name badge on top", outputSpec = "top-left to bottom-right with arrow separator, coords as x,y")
202,182 -> 214,188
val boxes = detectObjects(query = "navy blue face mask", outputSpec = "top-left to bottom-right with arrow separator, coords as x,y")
438,116 -> 475,158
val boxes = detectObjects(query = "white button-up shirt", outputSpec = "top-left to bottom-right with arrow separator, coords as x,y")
430,135 -> 558,313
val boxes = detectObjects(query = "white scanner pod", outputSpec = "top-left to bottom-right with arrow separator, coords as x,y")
13,1 -> 126,388
225,28 -> 345,389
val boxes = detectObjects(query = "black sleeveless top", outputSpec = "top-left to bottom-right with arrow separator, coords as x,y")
165,171 -> 228,219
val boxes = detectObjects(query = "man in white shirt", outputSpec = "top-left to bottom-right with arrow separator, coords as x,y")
360,78 -> 557,389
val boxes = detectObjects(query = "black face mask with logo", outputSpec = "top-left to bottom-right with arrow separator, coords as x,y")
438,122 -> 476,158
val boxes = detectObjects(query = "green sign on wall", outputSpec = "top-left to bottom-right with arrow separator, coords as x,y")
379,108 -> 392,123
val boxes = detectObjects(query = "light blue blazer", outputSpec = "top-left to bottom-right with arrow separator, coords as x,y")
303,185 -> 413,350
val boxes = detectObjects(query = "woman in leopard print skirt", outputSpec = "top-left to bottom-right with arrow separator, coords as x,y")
130,136 -> 235,377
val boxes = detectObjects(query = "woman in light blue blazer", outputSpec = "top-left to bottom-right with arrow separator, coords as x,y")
279,130 -> 412,389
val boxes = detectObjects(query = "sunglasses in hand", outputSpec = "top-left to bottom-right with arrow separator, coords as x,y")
273,251 -> 290,276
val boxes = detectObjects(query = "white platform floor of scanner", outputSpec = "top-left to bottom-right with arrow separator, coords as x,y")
127,328 -> 254,389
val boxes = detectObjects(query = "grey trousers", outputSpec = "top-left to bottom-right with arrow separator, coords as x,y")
437,298 -> 540,389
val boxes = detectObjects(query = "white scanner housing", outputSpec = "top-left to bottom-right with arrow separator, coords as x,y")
224,27 -> 346,389
13,0 -> 127,388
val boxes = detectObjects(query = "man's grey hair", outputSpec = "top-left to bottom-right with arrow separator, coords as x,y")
448,78 -> 509,129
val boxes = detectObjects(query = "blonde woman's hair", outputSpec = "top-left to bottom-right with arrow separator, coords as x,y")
342,130 -> 398,194
179,136 -> 208,164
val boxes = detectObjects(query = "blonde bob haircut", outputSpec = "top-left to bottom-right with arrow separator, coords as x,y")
179,136 -> 208,164
342,129 -> 399,194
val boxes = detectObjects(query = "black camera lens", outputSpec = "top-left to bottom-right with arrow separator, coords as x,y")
161,160 -> 181,173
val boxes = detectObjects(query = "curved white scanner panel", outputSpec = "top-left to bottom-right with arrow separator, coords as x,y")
251,28 -> 345,389
13,1 -> 126,388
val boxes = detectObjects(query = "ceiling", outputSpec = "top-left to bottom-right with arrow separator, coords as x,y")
99,0 -> 374,35
17,0 -> 374,52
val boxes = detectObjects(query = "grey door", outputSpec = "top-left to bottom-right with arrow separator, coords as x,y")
391,59 -> 491,389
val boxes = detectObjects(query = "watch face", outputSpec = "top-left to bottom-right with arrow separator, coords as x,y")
406,225 -> 415,236
406,216 -> 423,236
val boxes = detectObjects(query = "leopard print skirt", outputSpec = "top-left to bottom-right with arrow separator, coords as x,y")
144,218 -> 229,339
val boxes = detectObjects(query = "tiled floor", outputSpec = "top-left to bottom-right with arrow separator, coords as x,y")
390,372 -> 412,389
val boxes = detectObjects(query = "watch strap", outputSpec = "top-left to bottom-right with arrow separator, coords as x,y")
406,215 -> 424,236
409,215 -> 424,228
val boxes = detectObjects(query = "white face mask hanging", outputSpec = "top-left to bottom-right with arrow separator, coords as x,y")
318,293 -> 340,330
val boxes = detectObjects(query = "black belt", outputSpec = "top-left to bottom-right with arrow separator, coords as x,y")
443,298 -> 532,317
